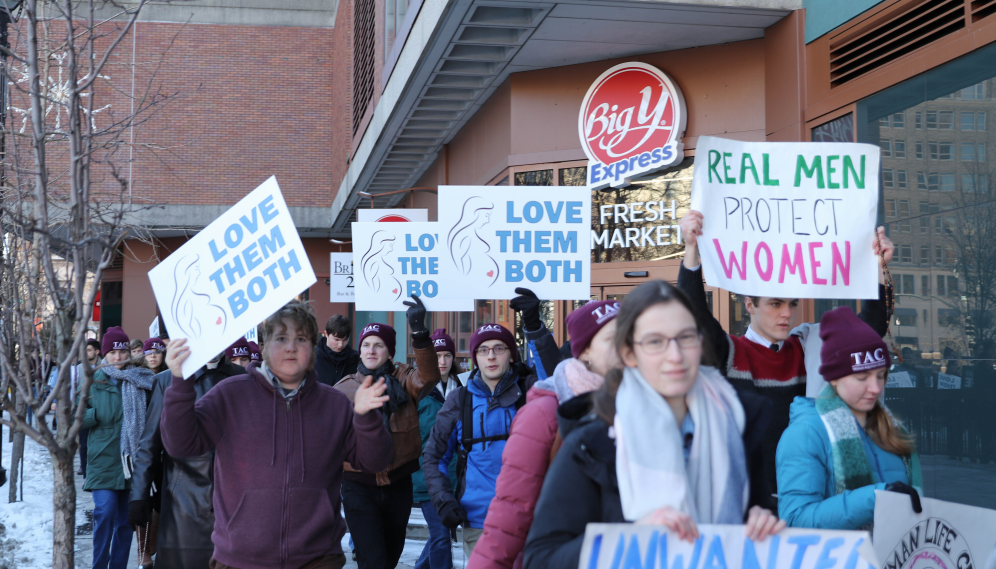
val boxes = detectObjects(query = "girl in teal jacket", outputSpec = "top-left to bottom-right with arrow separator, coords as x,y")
776,307 -> 922,530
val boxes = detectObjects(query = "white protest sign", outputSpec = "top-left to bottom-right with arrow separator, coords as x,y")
330,252 -> 355,302
874,493 -> 996,569
350,222 -> 473,311
690,137 -> 880,299
148,177 -> 316,377
437,186 -> 591,300
886,370 -> 914,388
356,209 -> 428,222
148,317 -> 160,339
244,327 -> 257,344
937,373 -> 961,389
580,524 -> 878,569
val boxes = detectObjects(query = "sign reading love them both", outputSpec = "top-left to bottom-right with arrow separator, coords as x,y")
148,177 -> 316,378
436,186 -> 592,300
690,136 -> 880,300
350,221 -> 473,311
580,524 -> 878,569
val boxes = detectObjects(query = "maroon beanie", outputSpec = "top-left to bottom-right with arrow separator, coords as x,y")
101,326 -> 130,356
226,337 -> 251,360
818,306 -> 891,381
470,323 -> 517,362
431,329 -> 455,354
143,337 -> 166,354
566,300 -> 621,359
358,323 -> 397,357
248,341 -> 262,361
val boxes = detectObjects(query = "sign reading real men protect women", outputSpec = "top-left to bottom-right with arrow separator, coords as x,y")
148,177 -> 316,377
690,137 -> 880,300
437,186 -> 592,300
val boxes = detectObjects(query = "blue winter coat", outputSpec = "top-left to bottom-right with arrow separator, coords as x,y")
776,397 -> 909,530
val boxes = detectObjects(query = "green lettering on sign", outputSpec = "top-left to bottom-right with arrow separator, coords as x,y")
794,155 -> 825,189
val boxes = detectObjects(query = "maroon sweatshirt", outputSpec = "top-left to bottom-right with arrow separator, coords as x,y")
160,363 -> 392,569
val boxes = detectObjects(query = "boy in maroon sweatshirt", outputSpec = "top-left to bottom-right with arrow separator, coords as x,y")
160,301 -> 392,569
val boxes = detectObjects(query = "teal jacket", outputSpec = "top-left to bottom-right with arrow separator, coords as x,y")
776,397 -> 909,530
79,369 -> 128,491
414,381 -> 458,503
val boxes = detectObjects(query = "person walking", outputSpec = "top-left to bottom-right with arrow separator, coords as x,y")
143,338 -> 168,374
316,315 -> 360,386
677,210 -> 894,493
130,339 -> 146,360
161,300 -> 392,569
524,281 -> 783,569
413,329 -> 464,569
129,348 -> 244,568
776,306 -> 923,529
469,299 -> 620,569
76,338 -> 102,477
333,296 -> 441,569
80,326 -> 156,569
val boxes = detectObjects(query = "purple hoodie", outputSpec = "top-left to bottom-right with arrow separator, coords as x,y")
160,362 -> 391,569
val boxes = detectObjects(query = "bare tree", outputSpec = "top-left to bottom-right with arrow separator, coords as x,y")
0,0 -> 180,566
949,167 -> 996,360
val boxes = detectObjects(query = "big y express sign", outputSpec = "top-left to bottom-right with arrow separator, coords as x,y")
580,62 -> 686,189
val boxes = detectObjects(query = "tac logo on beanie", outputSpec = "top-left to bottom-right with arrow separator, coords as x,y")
566,300 -> 621,359
851,349 -> 887,371
431,328 -> 455,354
818,306 -> 891,381
101,326 -> 130,357
358,323 -> 397,357
248,341 -> 262,361
226,337 -> 251,360
143,337 -> 166,354
470,323 -> 517,362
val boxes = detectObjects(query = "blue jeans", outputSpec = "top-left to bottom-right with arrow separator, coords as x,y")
92,489 -> 131,569
415,501 -> 452,569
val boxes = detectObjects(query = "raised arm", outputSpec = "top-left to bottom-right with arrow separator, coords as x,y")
677,211 -> 732,368
512,288 -> 562,379
857,227 -> 895,337
160,339 -> 227,459
402,295 -> 442,401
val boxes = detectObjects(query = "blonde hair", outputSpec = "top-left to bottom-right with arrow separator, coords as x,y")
866,400 -> 915,456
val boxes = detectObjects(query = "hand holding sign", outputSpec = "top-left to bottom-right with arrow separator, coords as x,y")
354,376 -> 389,415
744,505 -> 787,542
403,295 -> 428,335
166,338 -> 190,379
636,506 -> 699,543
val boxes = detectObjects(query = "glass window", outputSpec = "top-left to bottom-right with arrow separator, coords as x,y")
917,171 -> 927,189
894,140 -> 907,158
903,274 -> 915,295
915,141 -> 924,159
962,82 -> 986,100
939,111 -> 954,129
929,142 -> 953,160
979,143 -> 987,162
978,111 -> 987,131
963,173 -> 977,192
899,244 -> 912,263
514,170 -> 554,186
893,112 -> 905,127
385,0 -> 410,61
962,143 -> 976,161
885,199 -> 897,217
940,172 -> 956,191
962,112 -> 976,130
921,245 -> 930,263
898,200 -> 911,217
948,275 -> 959,294
915,111 -> 923,129
921,275 -> 931,295
926,111 -> 937,129
883,169 -> 894,187
880,117 -> 891,127
881,139 -> 892,156
559,167 -> 587,186
897,169 -> 908,188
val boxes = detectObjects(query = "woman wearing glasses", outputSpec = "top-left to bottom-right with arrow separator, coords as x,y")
523,281 -> 784,569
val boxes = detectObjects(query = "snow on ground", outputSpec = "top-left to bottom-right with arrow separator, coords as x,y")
0,422 -> 57,569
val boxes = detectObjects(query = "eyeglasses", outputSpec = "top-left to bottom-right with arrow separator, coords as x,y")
475,345 -> 508,356
633,331 -> 702,354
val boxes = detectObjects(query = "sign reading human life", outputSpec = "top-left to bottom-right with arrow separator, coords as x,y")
148,177 -> 316,377
437,186 -> 591,300
690,136 -> 880,299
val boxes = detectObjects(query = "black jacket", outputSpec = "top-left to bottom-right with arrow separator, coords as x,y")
130,359 -> 244,568
523,389 -> 775,569
314,342 -> 360,387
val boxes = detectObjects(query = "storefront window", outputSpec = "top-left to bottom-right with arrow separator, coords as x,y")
591,158 -> 692,263
514,169 -> 554,186
385,0 -> 410,61
857,42 -> 996,508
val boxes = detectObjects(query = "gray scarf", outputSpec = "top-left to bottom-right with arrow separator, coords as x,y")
102,364 -> 156,479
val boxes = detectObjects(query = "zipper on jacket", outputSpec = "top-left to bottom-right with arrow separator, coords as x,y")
479,412 -> 486,450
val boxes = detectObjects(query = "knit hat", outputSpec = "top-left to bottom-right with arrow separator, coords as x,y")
566,300 -> 621,359
143,337 -> 166,354
431,328 -> 455,354
226,337 -> 252,360
470,323 -> 517,362
358,323 -> 397,357
101,326 -> 130,356
248,341 -> 262,362
818,306 -> 891,381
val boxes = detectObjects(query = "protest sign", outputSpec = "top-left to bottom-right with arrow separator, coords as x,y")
937,373 -> 961,389
329,252 -> 355,302
437,186 -> 591,300
690,136 -> 880,299
580,524 -> 878,569
148,177 -> 316,377
886,370 -> 914,388
874,493 -> 996,569
356,209 -> 428,222
351,222 -> 473,311
148,317 -> 160,339
244,327 -> 257,344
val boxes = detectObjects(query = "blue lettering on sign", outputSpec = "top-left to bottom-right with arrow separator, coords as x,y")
587,144 -> 679,187
506,260 -> 523,282
788,536 -> 822,569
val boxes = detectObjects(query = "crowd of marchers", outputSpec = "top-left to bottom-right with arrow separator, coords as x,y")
72,209 -> 924,569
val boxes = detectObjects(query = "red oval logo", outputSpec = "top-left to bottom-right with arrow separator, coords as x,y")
578,62 -> 684,167
375,214 -> 412,222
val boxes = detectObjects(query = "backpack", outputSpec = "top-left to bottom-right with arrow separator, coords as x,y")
453,370 -> 531,499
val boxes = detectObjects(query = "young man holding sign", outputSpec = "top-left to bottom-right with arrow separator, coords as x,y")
160,300 -> 392,569
678,210 -> 893,496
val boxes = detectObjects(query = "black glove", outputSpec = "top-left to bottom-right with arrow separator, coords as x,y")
439,500 -> 467,529
403,294 -> 428,335
129,499 -> 151,529
884,481 -> 922,514
509,287 -> 542,331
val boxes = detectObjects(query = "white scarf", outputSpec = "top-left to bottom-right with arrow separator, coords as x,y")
615,366 -> 749,523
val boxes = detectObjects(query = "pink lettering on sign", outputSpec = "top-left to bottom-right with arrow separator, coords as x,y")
809,242 -> 827,285
778,243 -> 808,285
712,239 -> 748,280
831,241 -> 851,286
754,242 -> 773,282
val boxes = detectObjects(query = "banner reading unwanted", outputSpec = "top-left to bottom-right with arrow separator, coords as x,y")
350,222 -> 473,311
580,524 -> 878,569
690,137 -> 880,299
437,186 -> 591,300
148,177 -> 316,377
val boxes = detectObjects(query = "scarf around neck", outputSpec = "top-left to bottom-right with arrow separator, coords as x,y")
357,360 -> 407,419
815,383 -> 922,495
101,364 -> 156,479
532,358 -> 604,403
615,365 -> 748,523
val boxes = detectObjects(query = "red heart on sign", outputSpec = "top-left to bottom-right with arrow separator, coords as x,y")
216,317 -> 222,325
487,270 -> 494,277
392,288 -> 398,294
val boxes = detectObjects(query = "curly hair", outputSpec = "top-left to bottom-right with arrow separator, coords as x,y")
261,300 -> 321,348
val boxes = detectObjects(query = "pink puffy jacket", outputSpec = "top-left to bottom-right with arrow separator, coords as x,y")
468,386 -> 561,569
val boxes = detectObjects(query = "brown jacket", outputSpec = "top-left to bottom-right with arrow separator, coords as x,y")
333,343 -> 441,486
